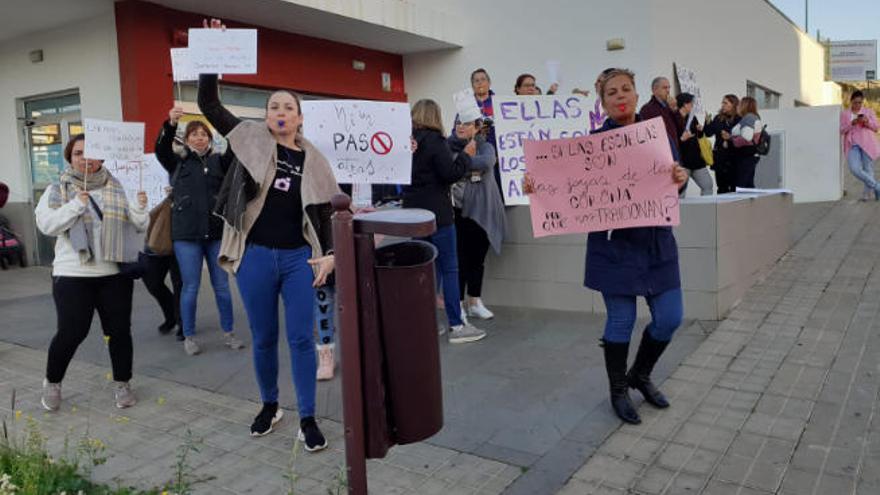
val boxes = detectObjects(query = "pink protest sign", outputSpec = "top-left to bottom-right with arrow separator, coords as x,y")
524,117 -> 679,237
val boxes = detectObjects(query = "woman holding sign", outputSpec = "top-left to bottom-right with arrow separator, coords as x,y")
196,18 -> 337,450
35,134 -> 149,412
526,69 -> 688,425
155,107 -> 242,356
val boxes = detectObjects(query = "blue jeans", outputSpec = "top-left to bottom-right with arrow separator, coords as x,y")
315,286 -> 335,345
847,145 -> 878,195
601,288 -> 683,343
423,225 -> 463,327
236,244 -> 316,416
173,240 -> 234,337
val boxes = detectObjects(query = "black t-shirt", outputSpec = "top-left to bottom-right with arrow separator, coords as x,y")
247,145 -> 307,249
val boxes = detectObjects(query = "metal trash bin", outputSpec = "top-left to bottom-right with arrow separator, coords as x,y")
374,240 -> 443,444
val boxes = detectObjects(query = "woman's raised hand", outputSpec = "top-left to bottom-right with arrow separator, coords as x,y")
168,107 -> 184,126
202,18 -> 226,30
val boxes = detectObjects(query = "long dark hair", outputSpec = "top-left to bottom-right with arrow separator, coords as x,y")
514,73 -> 535,94
719,94 -> 740,122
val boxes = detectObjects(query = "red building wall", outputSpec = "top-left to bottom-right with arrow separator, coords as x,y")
114,0 -> 407,150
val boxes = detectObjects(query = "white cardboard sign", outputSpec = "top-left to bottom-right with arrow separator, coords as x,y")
300,100 -> 412,184
106,153 -> 169,210
187,28 -> 258,74
83,119 -> 145,162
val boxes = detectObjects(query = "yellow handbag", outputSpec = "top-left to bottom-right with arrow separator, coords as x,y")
698,137 -> 714,167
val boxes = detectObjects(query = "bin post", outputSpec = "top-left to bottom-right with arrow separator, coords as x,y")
331,194 -> 368,495
333,193 -> 438,494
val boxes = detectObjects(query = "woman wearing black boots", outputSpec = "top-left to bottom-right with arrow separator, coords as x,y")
587,69 -> 687,424
525,69 -> 688,424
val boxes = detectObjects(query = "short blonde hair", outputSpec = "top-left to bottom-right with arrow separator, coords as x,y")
411,99 -> 445,135
598,68 -> 636,103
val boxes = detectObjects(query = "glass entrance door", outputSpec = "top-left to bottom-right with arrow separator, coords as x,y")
22,92 -> 81,265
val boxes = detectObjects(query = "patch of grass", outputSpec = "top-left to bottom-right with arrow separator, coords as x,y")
0,418 -> 159,495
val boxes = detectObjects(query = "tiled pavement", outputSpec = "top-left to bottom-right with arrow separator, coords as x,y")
558,200 -> 880,494
0,341 -> 521,494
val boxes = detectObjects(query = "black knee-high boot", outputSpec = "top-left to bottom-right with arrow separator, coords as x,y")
627,331 -> 671,408
602,339 -> 641,424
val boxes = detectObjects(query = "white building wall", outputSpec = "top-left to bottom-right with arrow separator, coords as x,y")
0,9 -> 122,203
402,0 -> 654,126
403,0 -> 840,128
647,0 -> 839,111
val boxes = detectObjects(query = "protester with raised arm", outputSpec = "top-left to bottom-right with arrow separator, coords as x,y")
155,106 -> 242,355
197,19 -> 338,450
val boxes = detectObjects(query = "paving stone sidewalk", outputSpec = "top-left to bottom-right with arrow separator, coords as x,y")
558,200 -> 880,494
0,342 -> 520,494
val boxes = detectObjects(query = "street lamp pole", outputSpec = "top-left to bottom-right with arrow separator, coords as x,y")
805,0 -> 809,33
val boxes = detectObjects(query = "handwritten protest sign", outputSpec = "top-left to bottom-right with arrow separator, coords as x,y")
83,119 -> 145,162
187,28 -> 257,74
106,154 -> 168,210
492,95 -> 594,205
524,117 -> 679,237
170,48 -> 198,82
674,64 -> 703,115
301,100 -> 412,184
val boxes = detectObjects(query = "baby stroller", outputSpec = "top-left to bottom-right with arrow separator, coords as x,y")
0,182 -> 27,269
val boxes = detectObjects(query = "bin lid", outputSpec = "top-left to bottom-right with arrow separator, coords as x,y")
354,208 -> 436,237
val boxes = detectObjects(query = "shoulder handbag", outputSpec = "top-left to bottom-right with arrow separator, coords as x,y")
698,137 -> 714,166
87,195 -> 145,279
146,196 -> 173,255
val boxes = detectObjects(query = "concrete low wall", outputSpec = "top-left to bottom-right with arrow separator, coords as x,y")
481,192 -> 793,320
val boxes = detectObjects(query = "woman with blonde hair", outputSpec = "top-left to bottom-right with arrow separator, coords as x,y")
404,99 -> 486,344
526,68 -> 688,425
198,18 -> 339,449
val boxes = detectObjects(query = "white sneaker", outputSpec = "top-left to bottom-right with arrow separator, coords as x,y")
224,332 -> 246,350
183,337 -> 201,356
114,381 -> 137,409
316,344 -> 335,381
448,323 -> 487,344
466,299 -> 495,320
41,379 -> 61,411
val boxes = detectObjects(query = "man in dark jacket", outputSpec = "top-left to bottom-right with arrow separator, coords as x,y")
639,77 -> 680,157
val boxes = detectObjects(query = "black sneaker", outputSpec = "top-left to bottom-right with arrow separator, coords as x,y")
175,328 -> 184,342
158,320 -> 176,334
250,402 -> 283,437
297,416 -> 328,452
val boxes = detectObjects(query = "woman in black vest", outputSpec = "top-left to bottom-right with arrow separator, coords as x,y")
155,107 -> 242,356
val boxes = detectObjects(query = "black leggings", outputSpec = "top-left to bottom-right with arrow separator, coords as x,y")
140,253 -> 182,326
47,275 -> 134,383
735,154 -> 760,189
455,209 -> 491,300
